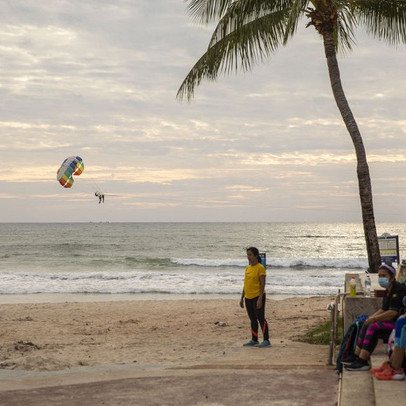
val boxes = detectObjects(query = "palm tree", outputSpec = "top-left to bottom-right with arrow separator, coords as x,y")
177,0 -> 406,272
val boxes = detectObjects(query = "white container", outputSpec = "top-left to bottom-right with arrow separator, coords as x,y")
364,274 -> 371,297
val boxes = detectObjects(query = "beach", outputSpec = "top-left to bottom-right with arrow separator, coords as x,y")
0,295 -> 333,372
0,223 -> 350,404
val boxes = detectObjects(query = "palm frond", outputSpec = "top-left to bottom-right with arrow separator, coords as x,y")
283,0 -> 309,44
177,9 -> 291,100
186,0 -> 296,24
336,6 -> 356,53
208,0 -> 294,47
186,0 -> 234,24
352,0 -> 406,44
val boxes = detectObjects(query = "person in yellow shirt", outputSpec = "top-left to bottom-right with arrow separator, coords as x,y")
240,246 -> 270,347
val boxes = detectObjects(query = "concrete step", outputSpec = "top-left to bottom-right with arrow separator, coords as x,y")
371,354 -> 406,406
339,346 -> 406,406
339,366 -> 374,406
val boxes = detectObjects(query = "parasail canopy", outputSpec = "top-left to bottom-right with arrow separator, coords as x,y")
57,156 -> 84,188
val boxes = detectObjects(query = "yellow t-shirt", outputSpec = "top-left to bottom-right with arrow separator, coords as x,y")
244,263 -> 266,299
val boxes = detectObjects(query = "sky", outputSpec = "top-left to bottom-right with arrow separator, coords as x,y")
0,0 -> 405,223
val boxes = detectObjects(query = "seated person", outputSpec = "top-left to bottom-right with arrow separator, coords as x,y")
371,296 -> 406,381
343,263 -> 406,371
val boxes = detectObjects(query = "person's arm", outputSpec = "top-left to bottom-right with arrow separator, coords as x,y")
366,284 -> 406,325
240,289 -> 245,308
370,309 -> 384,318
257,275 -> 266,309
365,309 -> 398,325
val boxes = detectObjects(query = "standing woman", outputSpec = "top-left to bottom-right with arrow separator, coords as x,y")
240,247 -> 271,347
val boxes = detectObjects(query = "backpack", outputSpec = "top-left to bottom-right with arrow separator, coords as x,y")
336,319 -> 364,373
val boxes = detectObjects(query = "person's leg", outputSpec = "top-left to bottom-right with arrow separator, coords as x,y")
354,323 -> 369,356
245,297 -> 259,342
394,317 -> 406,349
359,322 -> 395,361
374,338 -> 405,381
374,323 -> 406,380
390,347 -> 405,370
346,322 -> 395,371
391,322 -> 406,370
372,322 -> 406,375
254,294 -> 269,342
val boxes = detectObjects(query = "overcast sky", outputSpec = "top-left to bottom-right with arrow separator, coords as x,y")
0,0 -> 405,223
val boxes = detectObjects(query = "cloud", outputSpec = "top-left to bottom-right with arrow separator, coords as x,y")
0,1 -> 405,222
240,152 -> 406,167
225,185 -> 269,193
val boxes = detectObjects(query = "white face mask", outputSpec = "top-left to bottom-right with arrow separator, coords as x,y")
399,276 -> 406,284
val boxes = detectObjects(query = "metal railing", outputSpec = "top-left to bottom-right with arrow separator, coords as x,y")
327,290 -> 348,365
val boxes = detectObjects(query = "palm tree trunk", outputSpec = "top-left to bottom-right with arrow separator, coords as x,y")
322,30 -> 381,272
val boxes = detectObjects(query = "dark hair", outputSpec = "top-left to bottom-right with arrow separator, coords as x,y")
247,247 -> 261,264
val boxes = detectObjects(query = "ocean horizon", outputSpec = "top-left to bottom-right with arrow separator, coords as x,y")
0,222 -> 404,298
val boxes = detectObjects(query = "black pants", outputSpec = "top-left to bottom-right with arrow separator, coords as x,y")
245,294 -> 269,341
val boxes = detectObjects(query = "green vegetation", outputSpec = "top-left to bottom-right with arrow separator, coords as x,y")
296,317 -> 343,346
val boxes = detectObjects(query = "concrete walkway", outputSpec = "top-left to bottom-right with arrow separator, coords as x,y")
339,344 -> 406,406
0,341 -> 338,406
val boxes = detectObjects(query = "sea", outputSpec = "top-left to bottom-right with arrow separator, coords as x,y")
0,222 -> 404,299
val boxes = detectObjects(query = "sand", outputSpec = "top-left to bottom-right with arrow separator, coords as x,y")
0,296 -> 334,372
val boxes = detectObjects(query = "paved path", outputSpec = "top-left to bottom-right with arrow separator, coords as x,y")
0,341 -> 338,406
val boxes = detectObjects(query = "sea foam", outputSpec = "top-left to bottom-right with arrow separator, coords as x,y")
171,257 -> 368,269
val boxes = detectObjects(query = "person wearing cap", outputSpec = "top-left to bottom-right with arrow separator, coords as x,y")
344,263 -> 406,371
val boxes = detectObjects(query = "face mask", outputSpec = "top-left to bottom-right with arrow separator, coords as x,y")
378,277 -> 390,289
399,276 -> 406,285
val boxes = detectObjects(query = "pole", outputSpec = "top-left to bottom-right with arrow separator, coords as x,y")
327,302 -> 335,366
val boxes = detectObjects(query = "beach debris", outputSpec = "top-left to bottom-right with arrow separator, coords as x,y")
119,319 -> 140,324
214,321 -> 228,326
14,341 -> 40,353
15,316 -> 33,322
0,361 -> 18,370
80,337 -> 95,345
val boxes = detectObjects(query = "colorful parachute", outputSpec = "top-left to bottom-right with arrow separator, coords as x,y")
57,156 -> 84,188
